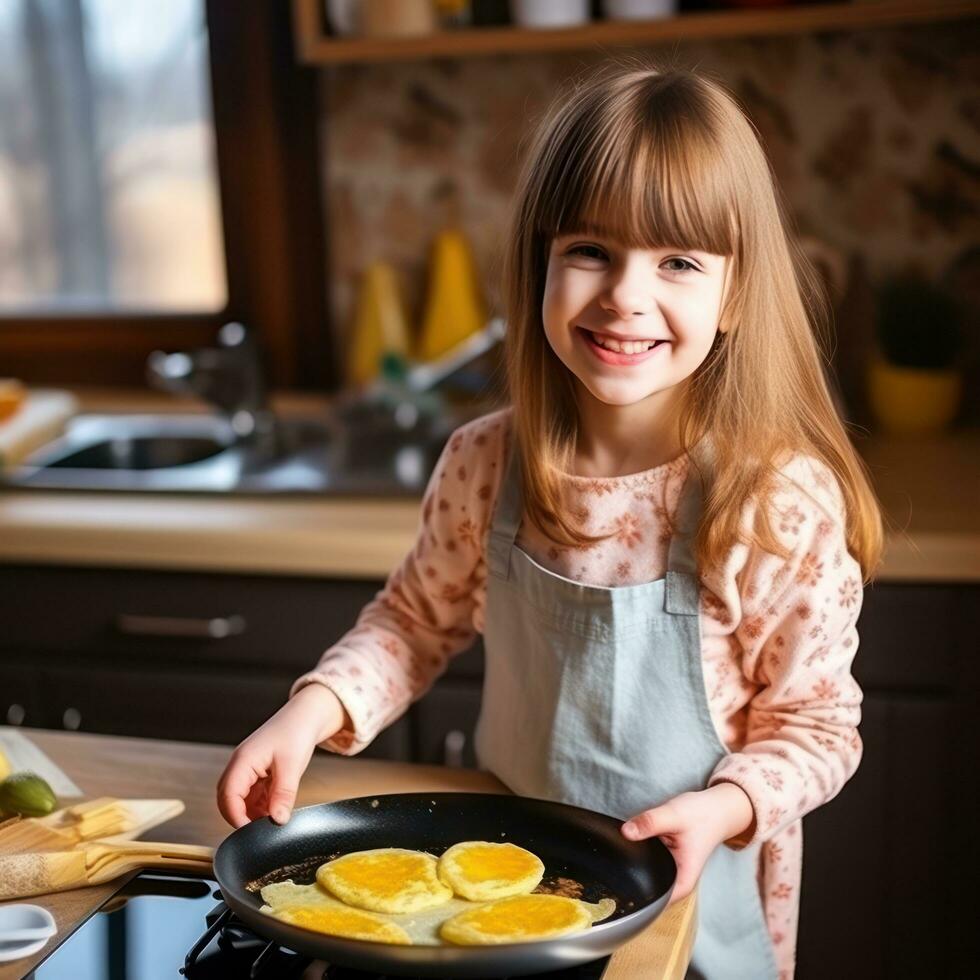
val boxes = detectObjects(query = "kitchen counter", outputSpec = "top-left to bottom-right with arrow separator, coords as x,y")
0,729 -> 696,980
1,388 -> 977,582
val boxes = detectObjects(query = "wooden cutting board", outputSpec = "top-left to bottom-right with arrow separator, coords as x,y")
0,799 -> 185,854
43,798 -> 185,842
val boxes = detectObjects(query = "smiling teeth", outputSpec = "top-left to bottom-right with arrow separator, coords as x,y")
592,333 -> 659,354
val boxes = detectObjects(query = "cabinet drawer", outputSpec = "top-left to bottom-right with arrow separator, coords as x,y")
36,664 -> 411,760
3,565 -> 381,671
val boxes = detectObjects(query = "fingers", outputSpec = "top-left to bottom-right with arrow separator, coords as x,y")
266,750 -> 311,825
217,749 -> 265,829
217,776 -> 251,830
621,801 -> 681,841
244,779 -> 270,823
267,786 -> 296,825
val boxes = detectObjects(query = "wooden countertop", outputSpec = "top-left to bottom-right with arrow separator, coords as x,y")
1,388 -> 977,582
0,729 -> 696,980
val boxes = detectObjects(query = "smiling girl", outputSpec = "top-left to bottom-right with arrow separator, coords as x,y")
219,64 -> 883,979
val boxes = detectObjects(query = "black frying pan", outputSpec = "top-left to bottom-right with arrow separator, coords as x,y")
213,792 -> 676,978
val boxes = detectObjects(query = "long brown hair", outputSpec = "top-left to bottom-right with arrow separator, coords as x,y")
503,62 -> 883,581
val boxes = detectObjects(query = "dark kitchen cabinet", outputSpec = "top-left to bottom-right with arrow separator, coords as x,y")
38,664 -> 295,744
34,663 -> 412,760
797,695 -> 955,979
796,583 -> 977,980
0,565 -> 417,761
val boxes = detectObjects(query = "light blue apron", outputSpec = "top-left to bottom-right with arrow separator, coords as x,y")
475,441 -> 779,980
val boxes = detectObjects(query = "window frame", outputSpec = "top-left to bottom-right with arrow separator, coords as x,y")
0,0 -> 333,389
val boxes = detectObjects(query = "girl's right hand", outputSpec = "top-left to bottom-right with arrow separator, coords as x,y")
216,683 -> 348,829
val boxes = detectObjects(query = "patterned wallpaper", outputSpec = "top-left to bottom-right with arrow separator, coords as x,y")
317,20 -> 979,414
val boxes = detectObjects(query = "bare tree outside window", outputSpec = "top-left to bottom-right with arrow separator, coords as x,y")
0,0 -> 226,313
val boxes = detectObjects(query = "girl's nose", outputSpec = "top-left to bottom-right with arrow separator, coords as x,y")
599,261 -> 654,320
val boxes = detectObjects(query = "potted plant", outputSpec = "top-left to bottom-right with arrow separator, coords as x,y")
868,273 -> 964,435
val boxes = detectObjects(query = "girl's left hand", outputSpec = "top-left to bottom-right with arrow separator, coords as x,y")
621,783 -> 755,904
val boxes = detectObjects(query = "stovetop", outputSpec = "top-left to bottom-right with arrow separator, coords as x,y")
30,872 -> 611,979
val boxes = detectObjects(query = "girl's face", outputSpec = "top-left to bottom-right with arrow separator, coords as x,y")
542,232 -> 730,411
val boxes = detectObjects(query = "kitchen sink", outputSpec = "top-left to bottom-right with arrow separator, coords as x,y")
3,318 -> 501,496
46,435 -> 228,470
2,411 -> 452,496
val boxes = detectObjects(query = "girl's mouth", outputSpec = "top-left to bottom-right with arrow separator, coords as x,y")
578,327 -> 669,366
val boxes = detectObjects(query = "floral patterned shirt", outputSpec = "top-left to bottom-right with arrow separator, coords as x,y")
292,408 -> 865,979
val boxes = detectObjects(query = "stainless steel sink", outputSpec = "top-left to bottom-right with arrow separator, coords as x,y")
2,412 -> 451,496
46,434 -> 229,471
3,319 -> 500,496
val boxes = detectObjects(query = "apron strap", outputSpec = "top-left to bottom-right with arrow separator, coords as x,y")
487,437 -> 523,581
666,437 -> 713,615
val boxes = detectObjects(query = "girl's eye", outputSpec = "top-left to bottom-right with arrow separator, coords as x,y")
562,246 -> 700,273
567,244 -> 607,261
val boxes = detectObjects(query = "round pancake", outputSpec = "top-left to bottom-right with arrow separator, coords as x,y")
316,847 -> 453,914
269,902 -> 412,944
440,893 -> 593,945
261,879 -> 472,945
437,841 -> 545,901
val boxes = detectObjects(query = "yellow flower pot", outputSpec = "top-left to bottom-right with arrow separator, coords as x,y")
868,358 -> 962,435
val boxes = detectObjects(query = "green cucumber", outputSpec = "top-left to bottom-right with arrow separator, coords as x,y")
0,771 -> 58,817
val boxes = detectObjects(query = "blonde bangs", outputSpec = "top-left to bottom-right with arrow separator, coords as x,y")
533,75 -> 737,261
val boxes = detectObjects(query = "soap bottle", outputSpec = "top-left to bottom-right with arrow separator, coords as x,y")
416,227 -> 487,363
347,261 -> 412,387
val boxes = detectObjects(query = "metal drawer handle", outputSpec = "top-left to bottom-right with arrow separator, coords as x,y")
115,613 -> 246,639
6,703 -> 26,726
62,707 -> 82,731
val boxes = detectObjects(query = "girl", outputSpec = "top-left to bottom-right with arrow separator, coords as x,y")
218,64 -> 883,979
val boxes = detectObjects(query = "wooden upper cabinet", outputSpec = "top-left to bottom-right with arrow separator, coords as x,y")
291,0 -> 980,66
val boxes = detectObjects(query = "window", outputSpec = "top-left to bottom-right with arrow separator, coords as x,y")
0,0 -> 225,312
0,0 -> 330,388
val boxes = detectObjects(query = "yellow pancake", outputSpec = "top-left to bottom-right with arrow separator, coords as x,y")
582,896 -> 617,924
316,847 -> 453,914
260,880 -> 338,911
437,841 -> 545,901
261,879 -> 473,945
267,902 -> 411,944
440,893 -> 592,945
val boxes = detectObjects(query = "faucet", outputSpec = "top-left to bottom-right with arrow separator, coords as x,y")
339,316 -> 507,432
146,322 -> 277,444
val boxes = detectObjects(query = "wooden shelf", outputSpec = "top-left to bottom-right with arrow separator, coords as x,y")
292,0 -> 980,66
